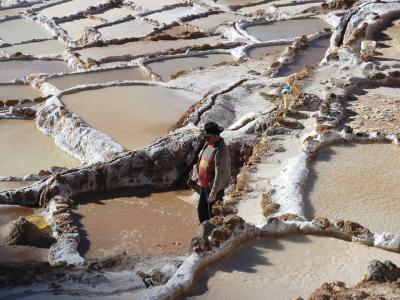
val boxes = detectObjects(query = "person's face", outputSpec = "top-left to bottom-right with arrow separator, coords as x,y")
204,134 -> 219,145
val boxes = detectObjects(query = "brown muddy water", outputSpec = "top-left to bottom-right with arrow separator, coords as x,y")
0,60 -> 71,82
0,7 -> 25,18
93,7 -> 135,23
0,181 -> 36,192
61,85 -> 201,150
47,67 -> 148,91
130,0 -> 182,11
278,37 -> 330,76
98,19 -> 155,40
247,44 -> 287,59
39,0 -> 110,19
0,39 -> 65,57
187,13 -> 242,30
246,19 -> 329,41
76,36 -> 225,62
146,6 -> 208,25
217,0 -> 262,6
72,189 -> 197,258
0,84 -> 41,100
0,205 -> 48,263
0,119 -> 79,177
59,18 -> 103,41
147,54 -> 234,81
183,235 -> 400,299
0,18 -> 53,43
304,143 -> 400,234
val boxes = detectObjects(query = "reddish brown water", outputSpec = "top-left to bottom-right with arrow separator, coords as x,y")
72,189 -> 197,258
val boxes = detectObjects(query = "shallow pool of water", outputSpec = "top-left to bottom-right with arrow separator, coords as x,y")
147,6 -> 208,25
93,7 -> 135,23
147,54 -> 233,81
0,60 -> 71,82
183,235 -> 400,299
0,181 -> 36,192
278,37 -> 330,76
0,7 -> 25,18
0,39 -> 65,56
0,18 -> 53,43
246,19 -> 329,41
131,0 -> 184,11
0,204 -> 49,262
0,119 -> 79,177
76,36 -> 225,61
61,85 -> 200,150
72,189 -> 197,258
247,44 -> 287,59
39,0 -> 109,19
47,67 -> 148,91
304,143 -> 400,233
187,13 -> 241,30
59,18 -> 103,41
98,19 -> 155,40
0,84 -> 41,100
217,0 -> 262,6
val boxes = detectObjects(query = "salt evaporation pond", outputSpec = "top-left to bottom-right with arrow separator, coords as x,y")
0,39 -> 65,57
247,44 -> 287,59
0,205 -> 48,263
39,0 -> 110,19
0,119 -> 79,177
278,37 -> 330,76
61,85 -> 201,150
98,19 -> 155,40
0,181 -> 35,192
59,18 -> 103,41
0,60 -> 71,82
0,18 -> 53,43
0,84 -> 40,100
72,190 -> 197,258
187,13 -> 242,30
0,7 -> 25,18
246,19 -> 329,41
147,54 -> 233,81
76,36 -> 225,62
47,67 -> 148,91
130,0 -> 182,11
304,143 -> 400,233
93,7 -> 135,23
183,235 -> 400,299
147,6 -> 208,25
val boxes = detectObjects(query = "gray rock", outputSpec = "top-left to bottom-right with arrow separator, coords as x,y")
367,260 -> 400,283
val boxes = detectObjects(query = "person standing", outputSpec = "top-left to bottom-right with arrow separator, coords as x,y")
194,122 -> 231,223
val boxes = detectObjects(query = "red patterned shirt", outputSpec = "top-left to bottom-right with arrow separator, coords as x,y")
197,143 -> 217,188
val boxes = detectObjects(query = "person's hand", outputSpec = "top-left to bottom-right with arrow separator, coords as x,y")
208,192 -> 216,203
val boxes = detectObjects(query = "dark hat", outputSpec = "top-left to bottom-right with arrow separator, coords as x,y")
203,122 -> 224,136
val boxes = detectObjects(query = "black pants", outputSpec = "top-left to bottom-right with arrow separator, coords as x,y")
197,188 -> 224,223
